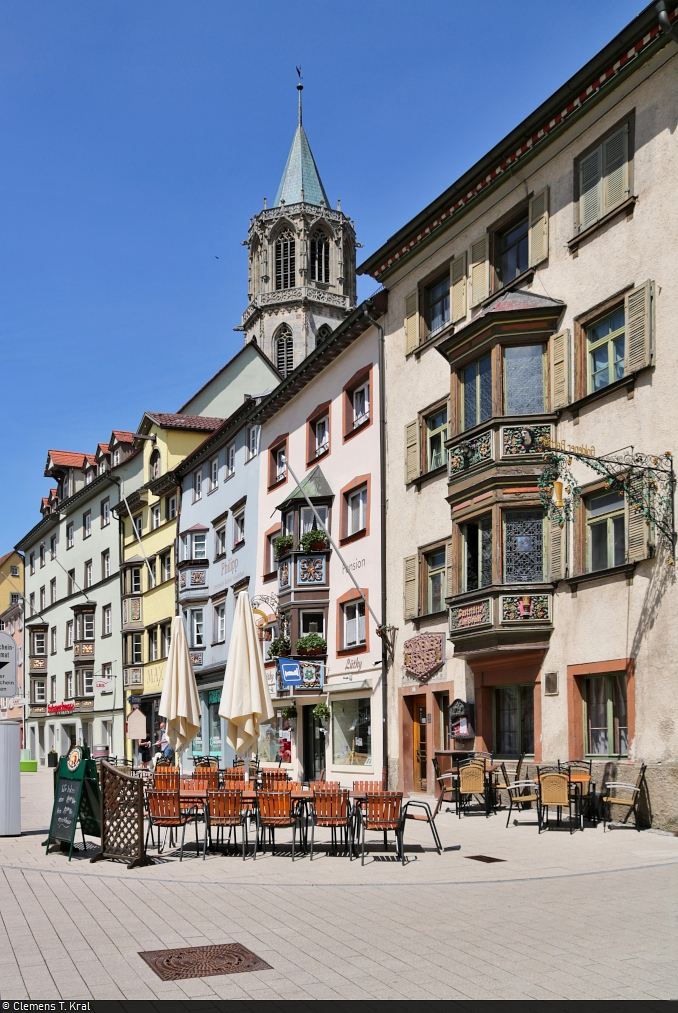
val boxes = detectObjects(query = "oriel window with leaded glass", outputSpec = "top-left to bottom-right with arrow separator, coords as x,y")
463,515 -> 492,591
503,510 -> 544,583
587,307 -> 624,392
503,344 -> 545,415
426,407 -> 447,471
461,354 -> 492,431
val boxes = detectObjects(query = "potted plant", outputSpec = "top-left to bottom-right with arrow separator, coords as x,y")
274,534 -> 294,559
295,632 -> 327,656
47,749 -> 58,768
313,701 -> 330,723
268,635 -> 291,658
299,528 -> 329,552
280,702 -> 297,722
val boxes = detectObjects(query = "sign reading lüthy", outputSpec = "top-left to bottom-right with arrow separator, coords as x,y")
403,633 -> 444,682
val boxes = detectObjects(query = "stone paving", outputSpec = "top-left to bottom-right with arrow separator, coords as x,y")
0,767 -> 676,1001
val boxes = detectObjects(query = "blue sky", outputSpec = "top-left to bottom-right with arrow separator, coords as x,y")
0,0 -> 644,551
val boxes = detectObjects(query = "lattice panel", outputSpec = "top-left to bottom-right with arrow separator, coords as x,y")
504,511 -> 544,582
96,760 -> 153,869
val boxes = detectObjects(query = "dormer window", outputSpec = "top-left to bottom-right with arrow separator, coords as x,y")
98,459 -> 107,476
86,469 -> 93,485
112,448 -> 120,467
149,449 -> 161,480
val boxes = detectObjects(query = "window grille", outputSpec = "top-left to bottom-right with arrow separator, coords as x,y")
310,229 -> 330,283
504,511 -> 544,583
275,229 -> 296,289
275,326 -> 294,376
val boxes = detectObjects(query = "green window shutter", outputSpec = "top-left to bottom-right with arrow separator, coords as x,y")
549,329 -> 570,410
450,252 -> 467,323
603,126 -> 629,216
579,147 -> 602,232
469,235 -> 489,306
549,518 -> 564,581
529,186 -> 549,268
446,541 -> 454,599
403,554 -> 419,619
404,291 -> 419,354
404,419 -> 421,484
626,477 -> 649,562
624,280 -> 653,374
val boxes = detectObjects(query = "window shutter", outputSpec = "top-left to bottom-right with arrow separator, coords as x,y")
603,126 -> 629,216
450,252 -> 467,323
403,554 -> 419,619
549,329 -> 570,410
446,541 -> 454,599
579,148 -> 602,232
626,477 -> 649,562
624,280 -> 653,374
405,419 -> 420,484
549,519 -> 564,581
470,235 -> 489,306
528,186 -> 549,267
404,291 -> 419,354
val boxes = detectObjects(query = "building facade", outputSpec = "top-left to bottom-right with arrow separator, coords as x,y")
250,295 -> 387,783
359,4 -> 678,824
0,551 -> 25,741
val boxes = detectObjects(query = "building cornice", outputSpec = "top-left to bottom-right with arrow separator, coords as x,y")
15,472 -> 119,552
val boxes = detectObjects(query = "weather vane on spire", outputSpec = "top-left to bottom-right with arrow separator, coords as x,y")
296,66 -> 303,125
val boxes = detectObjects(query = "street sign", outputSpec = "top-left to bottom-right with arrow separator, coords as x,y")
0,632 -> 17,697
277,658 -> 302,687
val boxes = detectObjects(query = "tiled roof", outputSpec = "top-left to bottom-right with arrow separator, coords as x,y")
0,550 -> 16,569
111,430 -> 135,443
145,413 -> 225,431
84,454 -> 97,467
48,450 -> 87,467
97,443 -> 110,454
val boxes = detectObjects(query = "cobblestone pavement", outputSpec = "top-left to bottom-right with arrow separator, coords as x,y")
0,768 -> 676,1001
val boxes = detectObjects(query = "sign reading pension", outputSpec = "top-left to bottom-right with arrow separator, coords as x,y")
0,631 -> 17,697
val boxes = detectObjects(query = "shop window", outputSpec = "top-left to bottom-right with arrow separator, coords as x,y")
584,674 -> 628,756
494,685 -> 534,756
257,711 -> 292,763
587,306 -> 625,393
426,407 -> 447,471
424,272 -> 450,337
503,344 -> 545,415
424,548 -> 446,614
463,515 -> 492,591
461,355 -> 492,431
332,698 -> 371,766
587,491 -> 625,571
503,510 -> 544,583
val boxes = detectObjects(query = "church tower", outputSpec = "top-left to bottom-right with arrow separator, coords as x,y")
241,84 -> 357,375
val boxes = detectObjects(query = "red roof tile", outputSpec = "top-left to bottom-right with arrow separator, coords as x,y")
97,443 -> 110,454
48,450 -> 87,467
145,413 -> 225,431
111,430 -> 135,443
84,454 -> 97,467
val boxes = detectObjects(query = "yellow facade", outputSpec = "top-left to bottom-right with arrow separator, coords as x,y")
0,550 -> 24,614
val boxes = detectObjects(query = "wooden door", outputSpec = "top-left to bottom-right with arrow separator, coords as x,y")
412,695 -> 428,791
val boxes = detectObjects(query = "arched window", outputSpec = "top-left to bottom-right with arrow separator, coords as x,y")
275,325 -> 294,377
310,229 -> 330,283
149,449 -> 161,480
275,229 -> 296,290
316,324 -> 332,347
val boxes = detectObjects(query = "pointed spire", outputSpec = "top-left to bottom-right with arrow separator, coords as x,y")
273,84 -> 329,209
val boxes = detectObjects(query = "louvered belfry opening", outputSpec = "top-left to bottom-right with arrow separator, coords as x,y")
275,229 -> 296,290
275,325 -> 294,377
310,229 -> 330,283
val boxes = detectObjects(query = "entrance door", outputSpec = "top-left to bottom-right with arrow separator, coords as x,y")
302,705 -> 325,783
412,695 -> 428,791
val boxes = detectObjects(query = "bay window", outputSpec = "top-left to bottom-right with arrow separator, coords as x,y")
503,510 -> 544,583
462,355 -> 492,431
503,344 -> 545,415
463,516 -> 492,591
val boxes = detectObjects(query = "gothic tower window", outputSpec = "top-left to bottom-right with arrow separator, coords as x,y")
275,229 -> 296,290
310,229 -> 330,283
316,324 -> 332,347
275,324 -> 294,377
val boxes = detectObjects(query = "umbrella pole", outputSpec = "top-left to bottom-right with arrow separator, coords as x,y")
244,754 -> 250,785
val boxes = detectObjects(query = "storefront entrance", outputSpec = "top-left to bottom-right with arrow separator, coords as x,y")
412,695 -> 428,791
302,705 -> 325,783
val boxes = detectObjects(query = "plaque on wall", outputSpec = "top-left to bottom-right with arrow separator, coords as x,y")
403,633 -> 444,682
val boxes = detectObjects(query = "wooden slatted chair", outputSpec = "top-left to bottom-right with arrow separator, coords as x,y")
207,789 -> 248,859
602,764 -> 646,831
146,789 -> 200,861
254,790 -> 303,860
357,792 -> 405,865
154,767 -> 179,791
310,789 -> 352,860
310,781 -> 340,792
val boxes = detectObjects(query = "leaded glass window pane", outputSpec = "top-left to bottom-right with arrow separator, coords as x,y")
503,344 -> 545,415
462,355 -> 492,431
504,510 -> 544,582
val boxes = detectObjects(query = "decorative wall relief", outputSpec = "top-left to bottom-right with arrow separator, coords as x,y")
501,594 -> 550,622
449,599 -> 492,631
190,571 -> 206,586
297,555 -> 326,585
278,560 -> 290,590
449,430 -> 493,477
502,425 -> 552,457
130,598 -> 141,622
403,633 -> 445,682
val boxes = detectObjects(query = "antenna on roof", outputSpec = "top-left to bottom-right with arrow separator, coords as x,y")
296,66 -> 303,126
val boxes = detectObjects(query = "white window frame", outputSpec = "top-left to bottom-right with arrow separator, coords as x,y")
50,578 -> 57,605
210,457 -> 219,490
102,550 -> 110,579
112,448 -> 120,467
215,525 -> 226,557
344,600 -> 366,648
133,514 -> 143,538
193,533 -> 207,560
84,560 -> 92,588
226,442 -> 235,478
191,609 -> 205,648
347,487 -> 367,536
34,680 -> 46,704
215,602 -> 226,643
83,670 -> 94,697
103,605 -> 111,636
131,568 -> 141,593
65,671 -> 74,698
162,553 -> 171,582
233,511 -> 245,546
301,504 -> 328,534
83,511 -> 92,539
315,415 -> 329,456
162,623 -> 171,658
131,633 -> 142,664
193,469 -> 202,501
151,504 -> 161,529
67,524 -> 74,547
50,626 -> 57,654
247,426 -> 260,460
50,535 -> 57,559
149,627 -> 158,662
167,495 -> 176,520
83,613 -> 95,640
353,383 -> 370,427
101,498 -> 110,527
275,447 -> 286,483
66,621 -> 73,648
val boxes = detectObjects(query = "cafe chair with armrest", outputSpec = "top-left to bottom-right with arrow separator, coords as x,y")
309,789 -> 353,860
146,790 -> 200,861
502,762 -> 540,828
254,790 -> 304,860
207,789 -> 249,860
357,792 -> 405,866
602,763 -> 646,831
402,799 -> 441,854
457,760 -> 489,818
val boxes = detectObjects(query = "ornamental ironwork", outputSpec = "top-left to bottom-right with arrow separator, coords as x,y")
403,633 -> 444,682
449,431 -> 492,477
450,599 -> 492,631
504,511 -> 544,582
501,594 -> 550,622
539,443 -> 676,561
297,555 -> 326,584
502,425 -> 552,457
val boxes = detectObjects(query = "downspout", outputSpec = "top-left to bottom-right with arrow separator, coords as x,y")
363,307 -> 389,789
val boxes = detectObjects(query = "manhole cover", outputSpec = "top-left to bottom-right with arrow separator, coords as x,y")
466,854 -> 505,863
139,943 -> 272,980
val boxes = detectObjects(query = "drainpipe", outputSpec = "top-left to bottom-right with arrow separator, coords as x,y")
362,306 -> 389,790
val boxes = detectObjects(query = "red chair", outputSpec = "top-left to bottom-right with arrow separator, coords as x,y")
310,789 -> 353,860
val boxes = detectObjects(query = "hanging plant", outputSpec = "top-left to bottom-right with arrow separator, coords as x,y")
299,528 -> 329,552
280,703 -> 297,722
273,534 -> 294,559
295,632 -> 327,656
313,701 -> 330,723
268,636 -> 291,658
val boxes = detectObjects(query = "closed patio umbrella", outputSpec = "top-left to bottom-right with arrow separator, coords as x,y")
219,591 -> 274,781
159,615 -> 201,760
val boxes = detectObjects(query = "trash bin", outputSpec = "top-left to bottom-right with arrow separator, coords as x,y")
47,751 -> 58,768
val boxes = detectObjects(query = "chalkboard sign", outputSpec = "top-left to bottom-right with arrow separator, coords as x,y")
49,777 -> 82,847
46,745 -> 101,859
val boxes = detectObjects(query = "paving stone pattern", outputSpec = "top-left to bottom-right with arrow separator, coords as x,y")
0,769 -> 676,1001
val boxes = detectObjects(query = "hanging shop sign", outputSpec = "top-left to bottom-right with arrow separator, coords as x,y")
403,633 -> 445,682
277,657 -> 325,692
